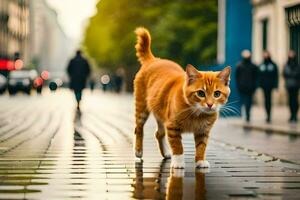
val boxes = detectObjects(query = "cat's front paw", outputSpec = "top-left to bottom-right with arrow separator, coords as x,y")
171,155 -> 185,169
196,160 -> 210,168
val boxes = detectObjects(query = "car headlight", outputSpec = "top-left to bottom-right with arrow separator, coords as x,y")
0,75 -> 6,85
9,79 -> 17,85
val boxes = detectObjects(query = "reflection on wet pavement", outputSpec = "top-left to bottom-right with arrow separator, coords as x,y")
1,90 -> 300,199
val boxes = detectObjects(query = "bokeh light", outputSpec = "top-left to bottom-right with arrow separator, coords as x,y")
100,74 -> 110,84
41,71 -> 50,80
14,59 -> 23,70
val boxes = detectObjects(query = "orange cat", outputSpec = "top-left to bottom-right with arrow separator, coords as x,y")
134,27 -> 231,168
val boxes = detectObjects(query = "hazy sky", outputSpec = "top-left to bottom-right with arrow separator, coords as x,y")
46,0 -> 98,41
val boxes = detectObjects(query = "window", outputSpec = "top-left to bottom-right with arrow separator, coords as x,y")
290,25 -> 300,64
287,5 -> 300,64
262,19 -> 268,51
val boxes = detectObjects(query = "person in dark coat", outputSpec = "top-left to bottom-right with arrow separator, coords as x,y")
258,51 -> 278,123
114,74 -> 123,93
67,50 -> 91,110
283,50 -> 300,123
236,50 -> 258,122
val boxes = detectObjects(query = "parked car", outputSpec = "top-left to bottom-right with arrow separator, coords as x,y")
8,70 -> 38,95
0,74 -> 7,94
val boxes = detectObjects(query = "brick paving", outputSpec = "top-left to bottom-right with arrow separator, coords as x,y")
0,90 -> 300,199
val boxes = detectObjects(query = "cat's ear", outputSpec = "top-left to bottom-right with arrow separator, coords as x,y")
186,64 -> 201,85
217,66 -> 231,86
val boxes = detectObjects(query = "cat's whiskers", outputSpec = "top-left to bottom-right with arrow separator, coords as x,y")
224,105 -> 241,114
224,100 -> 239,106
220,105 -> 241,116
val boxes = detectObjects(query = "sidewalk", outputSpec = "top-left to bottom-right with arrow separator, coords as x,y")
229,106 -> 300,135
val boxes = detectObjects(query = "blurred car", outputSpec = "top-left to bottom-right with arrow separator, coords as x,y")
0,74 -> 7,94
8,70 -> 38,95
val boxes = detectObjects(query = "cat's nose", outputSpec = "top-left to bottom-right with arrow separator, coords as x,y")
207,103 -> 213,108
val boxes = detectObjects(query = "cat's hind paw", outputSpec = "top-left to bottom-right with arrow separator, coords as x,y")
135,157 -> 143,163
171,155 -> 185,169
163,153 -> 171,159
196,160 -> 210,168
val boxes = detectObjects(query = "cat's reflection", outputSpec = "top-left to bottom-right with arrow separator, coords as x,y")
132,160 -> 167,199
166,168 -> 208,200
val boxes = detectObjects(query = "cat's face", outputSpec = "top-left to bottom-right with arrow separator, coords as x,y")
183,65 -> 231,114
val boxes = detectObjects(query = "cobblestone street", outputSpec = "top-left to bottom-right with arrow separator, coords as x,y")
1,90 -> 300,199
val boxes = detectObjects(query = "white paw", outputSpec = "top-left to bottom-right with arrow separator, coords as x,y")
171,168 -> 185,177
196,160 -> 210,168
162,137 -> 171,159
171,154 -> 185,169
135,157 -> 143,163
164,153 -> 171,159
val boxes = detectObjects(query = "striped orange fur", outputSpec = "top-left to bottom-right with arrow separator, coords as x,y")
133,27 -> 231,168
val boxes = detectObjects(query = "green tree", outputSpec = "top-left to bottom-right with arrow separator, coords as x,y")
83,0 -> 217,90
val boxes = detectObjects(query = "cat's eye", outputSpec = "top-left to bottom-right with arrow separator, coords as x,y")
197,90 -> 206,98
214,91 -> 221,98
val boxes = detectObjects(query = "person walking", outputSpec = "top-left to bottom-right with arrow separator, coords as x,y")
236,50 -> 258,122
283,50 -> 300,123
67,50 -> 91,110
258,51 -> 278,123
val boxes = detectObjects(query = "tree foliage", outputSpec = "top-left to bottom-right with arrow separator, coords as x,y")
83,0 -> 218,88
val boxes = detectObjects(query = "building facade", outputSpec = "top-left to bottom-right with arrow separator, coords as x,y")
0,0 -> 30,63
29,0 -> 74,75
217,0 -> 253,114
252,0 -> 300,104
0,0 -> 73,76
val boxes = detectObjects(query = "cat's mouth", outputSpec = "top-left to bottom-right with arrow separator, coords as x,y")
202,107 -> 217,114
194,104 -> 219,114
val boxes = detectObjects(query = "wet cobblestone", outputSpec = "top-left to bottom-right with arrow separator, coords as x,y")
0,90 -> 300,199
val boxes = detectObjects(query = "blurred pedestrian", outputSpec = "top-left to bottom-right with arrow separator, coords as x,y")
114,73 -> 123,93
67,50 -> 91,110
283,50 -> 300,123
236,50 -> 258,122
258,51 -> 278,123
89,78 -> 96,92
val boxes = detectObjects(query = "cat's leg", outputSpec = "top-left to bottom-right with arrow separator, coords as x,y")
155,119 -> 171,159
167,128 -> 184,168
194,132 -> 210,168
134,84 -> 149,161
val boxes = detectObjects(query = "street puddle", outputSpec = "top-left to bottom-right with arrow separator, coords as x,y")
131,161 -> 208,199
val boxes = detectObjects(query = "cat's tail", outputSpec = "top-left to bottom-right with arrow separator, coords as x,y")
135,27 -> 155,65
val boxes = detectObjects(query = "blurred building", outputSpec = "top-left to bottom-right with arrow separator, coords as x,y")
217,0 -> 253,114
252,0 -> 300,104
0,0 -> 30,62
0,0 -> 73,77
218,0 -> 300,108
29,0 -> 74,76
